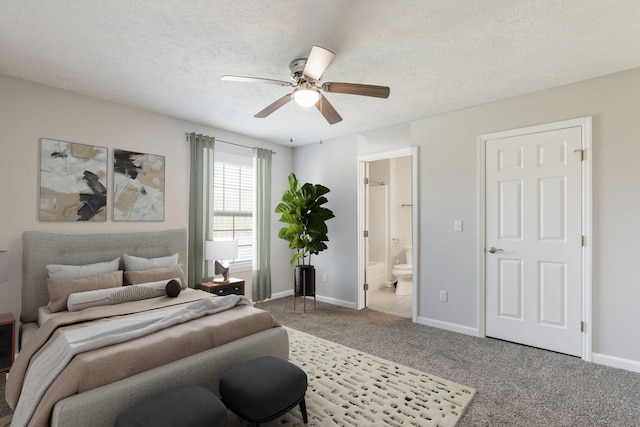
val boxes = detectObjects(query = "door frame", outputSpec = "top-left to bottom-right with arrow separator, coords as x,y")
357,147 -> 419,322
478,116 -> 593,361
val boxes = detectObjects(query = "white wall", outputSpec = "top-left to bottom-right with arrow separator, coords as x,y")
297,67 -> 640,370
0,74 -> 294,333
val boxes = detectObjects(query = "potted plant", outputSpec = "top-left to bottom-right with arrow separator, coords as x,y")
275,172 -> 335,296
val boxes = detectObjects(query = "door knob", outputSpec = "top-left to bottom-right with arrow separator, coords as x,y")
487,247 -> 503,254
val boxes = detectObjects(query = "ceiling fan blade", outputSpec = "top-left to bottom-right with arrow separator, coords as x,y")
322,82 -> 390,98
254,93 -> 292,118
315,94 -> 342,124
222,75 -> 292,87
303,46 -> 335,81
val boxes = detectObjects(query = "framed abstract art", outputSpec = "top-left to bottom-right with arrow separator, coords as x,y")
113,149 -> 165,221
39,138 -> 107,221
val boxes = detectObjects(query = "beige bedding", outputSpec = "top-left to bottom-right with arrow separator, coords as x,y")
7,290 -> 280,427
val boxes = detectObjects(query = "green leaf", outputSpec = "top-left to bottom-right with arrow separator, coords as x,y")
276,172 -> 335,264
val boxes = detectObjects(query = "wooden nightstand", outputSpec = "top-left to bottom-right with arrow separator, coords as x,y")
200,277 -> 245,296
0,312 -> 15,373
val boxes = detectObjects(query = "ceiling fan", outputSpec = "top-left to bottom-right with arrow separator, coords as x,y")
222,45 -> 390,125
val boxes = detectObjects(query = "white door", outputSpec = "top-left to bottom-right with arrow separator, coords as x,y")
485,126 -> 583,356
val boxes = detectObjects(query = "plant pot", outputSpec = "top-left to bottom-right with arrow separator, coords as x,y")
295,265 -> 316,296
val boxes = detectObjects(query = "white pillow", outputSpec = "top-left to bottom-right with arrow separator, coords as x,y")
47,258 -> 120,280
123,253 -> 178,271
67,279 -> 172,312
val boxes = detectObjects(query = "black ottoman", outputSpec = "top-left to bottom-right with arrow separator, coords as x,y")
219,356 -> 308,426
115,385 -> 228,427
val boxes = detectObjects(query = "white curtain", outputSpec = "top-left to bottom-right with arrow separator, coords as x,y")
252,147 -> 273,301
187,133 -> 215,287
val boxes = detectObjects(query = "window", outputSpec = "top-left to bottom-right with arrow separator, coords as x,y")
213,151 -> 253,266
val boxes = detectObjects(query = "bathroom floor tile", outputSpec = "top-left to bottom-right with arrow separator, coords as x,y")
368,286 -> 412,318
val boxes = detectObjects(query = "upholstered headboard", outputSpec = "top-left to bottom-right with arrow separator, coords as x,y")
21,228 -> 187,324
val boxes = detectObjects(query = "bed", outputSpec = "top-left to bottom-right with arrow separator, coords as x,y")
7,228 -> 288,427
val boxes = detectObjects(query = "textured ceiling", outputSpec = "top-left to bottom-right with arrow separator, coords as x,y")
2,0 -> 640,146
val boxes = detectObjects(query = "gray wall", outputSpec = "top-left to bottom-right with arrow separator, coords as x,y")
3,65 -> 640,371
0,74 -> 294,327
299,67 -> 640,371
292,135 -> 359,306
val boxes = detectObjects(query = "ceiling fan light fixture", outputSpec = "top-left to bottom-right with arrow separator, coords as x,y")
222,45 -> 388,125
293,85 -> 320,108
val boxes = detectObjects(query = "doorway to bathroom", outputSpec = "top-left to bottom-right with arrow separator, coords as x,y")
357,147 -> 418,321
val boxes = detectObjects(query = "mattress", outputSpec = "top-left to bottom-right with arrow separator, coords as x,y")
9,291 -> 279,426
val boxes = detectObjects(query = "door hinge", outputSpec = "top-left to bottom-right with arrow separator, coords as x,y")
580,320 -> 586,332
363,282 -> 369,291
363,230 -> 369,238
581,235 -> 586,246
573,149 -> 584,161
364,177 -> 369,185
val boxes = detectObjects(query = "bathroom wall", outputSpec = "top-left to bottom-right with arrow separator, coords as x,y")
368,160 -> 390,266
367,156 -> 413,284
389,156 -> 413,267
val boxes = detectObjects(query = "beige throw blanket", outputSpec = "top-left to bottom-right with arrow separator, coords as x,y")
11,295 -> 249,427
6,291 -> 279,427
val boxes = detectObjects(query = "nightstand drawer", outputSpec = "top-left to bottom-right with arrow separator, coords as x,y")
212,283 -> 244,296
200,278 -> 245,296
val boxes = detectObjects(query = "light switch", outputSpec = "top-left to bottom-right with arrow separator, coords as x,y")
454,220 -> 463,232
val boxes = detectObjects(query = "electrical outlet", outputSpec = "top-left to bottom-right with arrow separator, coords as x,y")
439,290 -> 448,302
322,273 -> 328,282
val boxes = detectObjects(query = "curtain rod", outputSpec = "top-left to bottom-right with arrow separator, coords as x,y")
184,132 -> 276,155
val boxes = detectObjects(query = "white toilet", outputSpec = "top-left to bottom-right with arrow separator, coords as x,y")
392,245 -> 413,296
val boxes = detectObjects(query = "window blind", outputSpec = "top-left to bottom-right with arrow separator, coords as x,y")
213,159 -> 254,263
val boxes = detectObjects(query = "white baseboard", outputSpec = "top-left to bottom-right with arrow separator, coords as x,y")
269,289 -> 293,300
264,290 -> 357,310
592,352 -> 640,374
315,295 -> 357,309
269,294 -> 475,332
416,316 -> 479,337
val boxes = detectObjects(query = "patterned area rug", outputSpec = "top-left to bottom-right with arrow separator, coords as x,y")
229,327 -> 476,426
1,328 -> 475,427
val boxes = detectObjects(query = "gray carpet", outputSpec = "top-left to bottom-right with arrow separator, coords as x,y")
3,298 -> 640,426
255,298 -> 640,427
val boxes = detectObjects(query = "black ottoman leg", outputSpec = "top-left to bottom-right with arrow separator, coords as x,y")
299,397 -> 308,424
